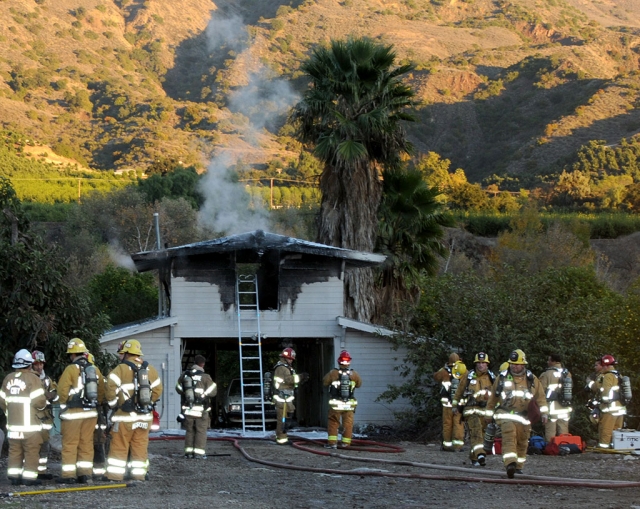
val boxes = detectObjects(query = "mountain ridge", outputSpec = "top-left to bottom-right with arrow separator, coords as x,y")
0,0 -> 639,185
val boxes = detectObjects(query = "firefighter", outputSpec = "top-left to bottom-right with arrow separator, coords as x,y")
596,354 -> 626,448
31,350 -> 58,480
433,353 -> 466,451
486,349 -> 548,478
272,348 -> 308,444
85,352 -> 108,479
0,349 -> 47,486
105,339 -> 163,481
176,355 -> 216,459
452,352 -> 495,466
57,338 -> 101,484
539,353 -> 572,442
322,350 -> 362,449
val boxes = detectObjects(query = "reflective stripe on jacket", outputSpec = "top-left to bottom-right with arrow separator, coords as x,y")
0,369 -> 47,434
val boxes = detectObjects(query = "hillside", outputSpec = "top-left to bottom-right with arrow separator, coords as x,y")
0,0 -> 639,185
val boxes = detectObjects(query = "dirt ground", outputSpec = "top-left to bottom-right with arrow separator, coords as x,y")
1,429 -> 640,508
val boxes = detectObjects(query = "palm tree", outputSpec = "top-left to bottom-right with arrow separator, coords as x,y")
375,167 -> 453,320
292,37 -> 416,321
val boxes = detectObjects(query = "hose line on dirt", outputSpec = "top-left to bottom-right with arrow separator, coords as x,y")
0,483 -> 129,498
150,434 -> 640,489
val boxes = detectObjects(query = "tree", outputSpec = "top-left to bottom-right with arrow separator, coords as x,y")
0,177 -> 108,379
379,266 -> 621,437
292,37 -> 416,321
88,265 -> 158,325
376,167 -> 453,319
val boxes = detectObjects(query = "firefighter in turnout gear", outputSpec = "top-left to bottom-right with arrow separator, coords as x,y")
539,353 -> 573,442
486,349 -> 548,478
57,338 -> 104,484
452,352 -> 495,466
106,339 -> 162,481
322,350 -> 362,449
176,355 -> 216,459
272,348 -> 308,444
85,352 -> 108,479
433,353 -> 466,451
596,354 -> 627,448
31,350 -> 58,480
0,350 -> 47,486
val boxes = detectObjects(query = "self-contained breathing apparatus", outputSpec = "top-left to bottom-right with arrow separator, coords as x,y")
329,368 -> 357,411
263,371 -> 273,402
620,374 -> 633,405
121,360 -> 152,414
483,421 -> 497,453
67,358 -> 98,409
560,369 -> 573,405
181,371 -> 196,407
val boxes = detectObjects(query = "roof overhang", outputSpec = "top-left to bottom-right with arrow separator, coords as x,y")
337,316 -> 394,337
131,230 -> 386,272
100,316 -> 178,344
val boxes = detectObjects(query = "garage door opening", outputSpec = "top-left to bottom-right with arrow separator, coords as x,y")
180,337 -> 334,429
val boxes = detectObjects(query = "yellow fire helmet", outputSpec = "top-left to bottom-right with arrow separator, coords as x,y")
499,362 -> 510,372
67,338 -> 88,354
119,339 -> 143,356
474,352 -> 490,364
508,349 -> 528,365
85,352 -> 96,364
451,360 -> 467,379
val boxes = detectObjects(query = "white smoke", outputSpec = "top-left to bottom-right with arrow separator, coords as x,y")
198,152 -> 271,234
108,242 -> 136,270
204,13 -> 246,53
228,72 -> 300,140
198,13 -> 300,235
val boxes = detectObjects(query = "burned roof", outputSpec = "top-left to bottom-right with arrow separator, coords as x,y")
131,230 -> 386,272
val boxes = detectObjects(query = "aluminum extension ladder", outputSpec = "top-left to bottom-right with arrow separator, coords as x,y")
235,274 -> 267,434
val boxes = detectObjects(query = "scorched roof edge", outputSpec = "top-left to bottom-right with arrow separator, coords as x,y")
131,230 -> 385,270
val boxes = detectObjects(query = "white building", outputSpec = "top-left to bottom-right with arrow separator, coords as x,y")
100,230 -> 409,430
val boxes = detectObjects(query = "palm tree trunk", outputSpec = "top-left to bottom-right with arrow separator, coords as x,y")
317,161 -> 382,321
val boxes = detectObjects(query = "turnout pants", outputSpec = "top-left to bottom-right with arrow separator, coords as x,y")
107,421 -> 150,481
544,417 -> 569,442
61,418 -> 97,478
38,429 -> 50,474
598,413 -> 624,448
184,414 -> 209,456
499,420 -> 530,469
7,432 -> 43,482
327,409 -> 355,446
275,401 -> 295,443
465,414 -> 487,460
441,407 -> 464,450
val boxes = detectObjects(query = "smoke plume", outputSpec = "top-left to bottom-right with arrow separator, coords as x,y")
198,12 -> 300,235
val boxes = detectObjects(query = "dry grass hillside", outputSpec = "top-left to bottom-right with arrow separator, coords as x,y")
0,0 -> 638,182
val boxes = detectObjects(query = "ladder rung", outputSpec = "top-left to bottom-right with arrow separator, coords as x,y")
242,383 -> 262,387
242,370 -> 261,373
241,356 -> 260,360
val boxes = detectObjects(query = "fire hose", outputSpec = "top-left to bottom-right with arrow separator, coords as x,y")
0,483 -> 128,498
150,434 -> 640,489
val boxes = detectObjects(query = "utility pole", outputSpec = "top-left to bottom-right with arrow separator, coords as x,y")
154,212 -> 165,317
270,178 -> 274,209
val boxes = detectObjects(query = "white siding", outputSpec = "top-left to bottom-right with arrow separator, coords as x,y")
172,277 -> 344,339
101,327 -> 180,430
337,332 -> 411,425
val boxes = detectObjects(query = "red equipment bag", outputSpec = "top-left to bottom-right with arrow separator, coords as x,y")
550,434 -> 585,452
